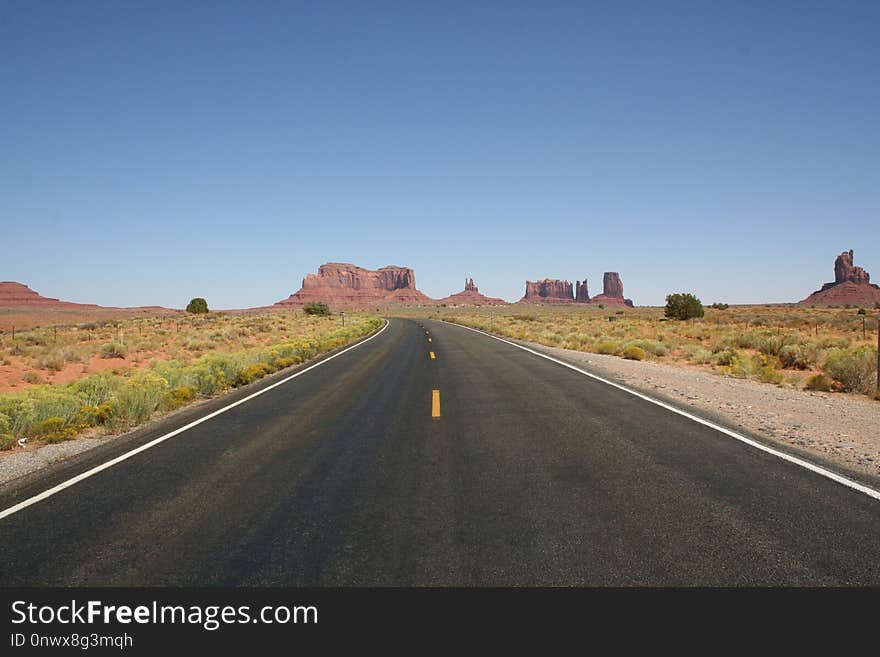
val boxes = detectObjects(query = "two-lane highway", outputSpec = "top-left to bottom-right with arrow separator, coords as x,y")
1,318 -> 879,585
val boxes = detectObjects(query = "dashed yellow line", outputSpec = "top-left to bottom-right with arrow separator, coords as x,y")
429,351 -> 436,360
432,390 -> 441,418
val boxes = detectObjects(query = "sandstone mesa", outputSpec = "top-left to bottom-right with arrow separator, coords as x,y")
799,250 -> 880,306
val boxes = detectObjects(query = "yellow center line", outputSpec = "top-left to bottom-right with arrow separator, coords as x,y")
429,351 -> 436,359
431,390 -> 441,418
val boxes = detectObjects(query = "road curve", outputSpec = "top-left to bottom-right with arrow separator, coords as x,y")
0,318 -> 879,585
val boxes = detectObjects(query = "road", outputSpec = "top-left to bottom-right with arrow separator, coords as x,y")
1,317 -> 879,585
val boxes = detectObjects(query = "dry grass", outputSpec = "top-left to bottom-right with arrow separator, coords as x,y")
404,304 -> 880,398
0,310 -> 382,449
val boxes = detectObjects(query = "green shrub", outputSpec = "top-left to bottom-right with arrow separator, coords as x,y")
593,341 -> 619,355
715,349 -> 739,366
682,345 -> 713,364
709,302 -> 730,310
665,293 -> 704,320
234,363 -> 271,387
622,346 -> 647,361
759,363 -> 784,384
71,372 -> 119,407
823,347 -> 877,394
75,403 -> 114,426
34,417 -> 66,436
622,339 -> 667,357
186,297 -> 209,314
22,371 -> 43,384
804,373 -> 835,392
757,335 -> 785,357
37,350 -> 67,372
110,371 -> 168,429
162,386 -> 196,410
303,301 -> 331,316
101,342 -> 127,359
0,434 -> 16,450
778,343 -> 822,370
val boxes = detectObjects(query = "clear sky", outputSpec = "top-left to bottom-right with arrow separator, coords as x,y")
2,1 -> 878,308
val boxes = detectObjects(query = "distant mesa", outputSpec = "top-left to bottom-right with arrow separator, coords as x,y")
520,279 -> 574,303
438,278 -> 507,306
0,281 -> 173,313
274,263 -> 434,309
0,281 -> 101,309
588,272 -> 634,307
799,250 -> 880,306
520,272 -> 634,306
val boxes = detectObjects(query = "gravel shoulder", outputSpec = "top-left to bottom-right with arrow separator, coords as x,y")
518,338 -> 880,482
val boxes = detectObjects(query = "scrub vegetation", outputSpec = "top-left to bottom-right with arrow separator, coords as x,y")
417,304 -> 879,399
0,311 -> 382,449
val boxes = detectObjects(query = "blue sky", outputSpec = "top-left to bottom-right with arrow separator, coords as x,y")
2,1 -> 878,308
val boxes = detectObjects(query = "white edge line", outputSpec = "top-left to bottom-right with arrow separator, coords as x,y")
447,321 -> 880,502
0,320 -> 390,521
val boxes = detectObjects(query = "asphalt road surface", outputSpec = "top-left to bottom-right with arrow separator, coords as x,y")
1,318 -> 879,586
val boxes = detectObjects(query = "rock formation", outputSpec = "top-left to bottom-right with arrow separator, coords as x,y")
438,278 -> 507,306
0,282 -> 101,308
275,263 -> 434,309
575,280 -> 590,302
520,279 -> 574,303
799,250 -> 880,306
588,272 -> 634,307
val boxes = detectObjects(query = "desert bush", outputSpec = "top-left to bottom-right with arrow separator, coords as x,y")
709,302 -> 729,310
37,350 -> 67,372
186,298 -> 209,314
162,386 -> 197,410
819,336 -> 850,350
110,371 -> 168,429
804,373 -> 835,392
665,293 -> 704,321
778,343 -> 822,370
101,342 -> 127,359
33,417 -> 76,443
714,349 -> 739,367
75,403 -> 114,426
303,302 -> 331,316
728,353 -> 758,379
71,372 -> 119,407
22,371 -> 43,384
757,335 -> 785,357
234,363 -> 272,387
622,346 -> 647,361
823,347 -> 877,394
682,345 -> 713,364
593,341 -> 619,355
622,339 -> 667,357
758,358 -> 784,384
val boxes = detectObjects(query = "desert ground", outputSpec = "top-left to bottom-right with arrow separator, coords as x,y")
0,309 -> 382,453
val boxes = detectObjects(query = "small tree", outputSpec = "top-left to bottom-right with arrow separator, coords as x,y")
665,293 -> 704,320
303,301 -> 331,316
186,297 -> 209,314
